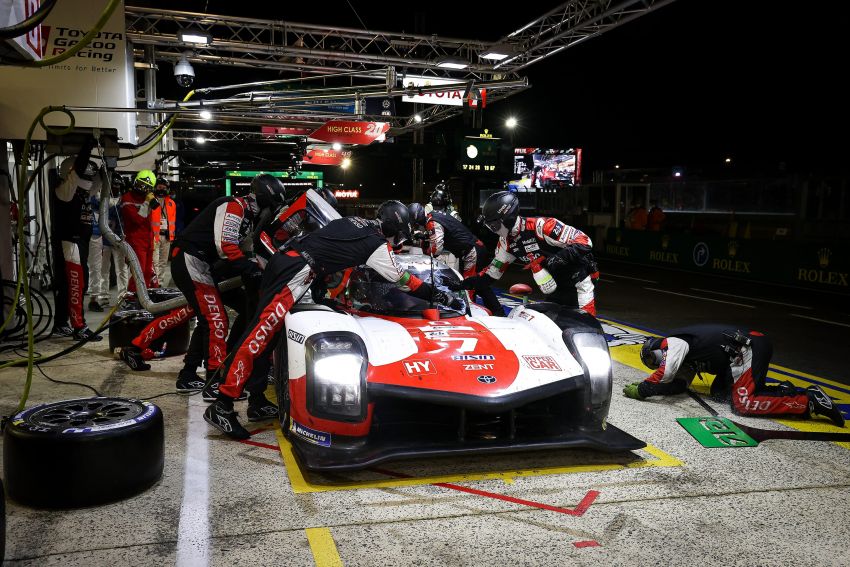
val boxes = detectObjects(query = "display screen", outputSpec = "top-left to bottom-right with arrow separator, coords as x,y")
511,148 -> 582,189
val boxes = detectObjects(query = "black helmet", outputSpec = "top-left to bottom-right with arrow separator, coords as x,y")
481,191 -> 519,237
316,187 -> 338,210
377,200 -> 411,246
430,184 -> 451,209
251,174 -> 287,210
640,337 -> 664,369
154,177 -> 170,197
110,174 -> 127,197
408,202 -> 426,229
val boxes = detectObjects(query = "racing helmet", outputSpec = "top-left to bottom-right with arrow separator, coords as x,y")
408,202 -> 426,229
133,169 -> 157,194
377,200 -> 411,246
59,157 -> 98,181
251,174 -> 288,210
316,187 -> 338,210
429,184 -> 451,209
481,190 -> 519,238
640,337 -> 664,369
154,177 -> 170,197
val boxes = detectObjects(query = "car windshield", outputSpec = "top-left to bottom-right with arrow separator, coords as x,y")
348,253 -> 468,317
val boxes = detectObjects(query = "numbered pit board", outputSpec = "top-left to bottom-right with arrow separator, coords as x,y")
677,417 -> 758,448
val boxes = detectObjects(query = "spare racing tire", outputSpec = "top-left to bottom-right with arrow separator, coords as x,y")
3,397 -> 164,509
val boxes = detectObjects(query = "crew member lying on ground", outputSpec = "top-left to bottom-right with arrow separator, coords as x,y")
204,200 -> 464,439
623,324 -> 844,427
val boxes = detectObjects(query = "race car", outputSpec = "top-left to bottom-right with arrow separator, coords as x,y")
274,254 -> 645,471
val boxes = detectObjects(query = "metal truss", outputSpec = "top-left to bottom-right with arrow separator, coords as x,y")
125,6 -> 508,81
126,2 -> 673,78
125,1 -> 671,137
497,0 -> 677,71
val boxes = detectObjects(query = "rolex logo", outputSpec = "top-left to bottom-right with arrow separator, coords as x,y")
727,240 -> 738,258
661,235 -> 669,250
818,248 -> 831,268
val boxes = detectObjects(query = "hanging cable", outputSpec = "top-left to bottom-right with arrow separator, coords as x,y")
0,0 -> 57,40
2,0 -> 120,68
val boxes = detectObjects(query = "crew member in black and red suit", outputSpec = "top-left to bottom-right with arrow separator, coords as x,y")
624,324 -> 844,427
409,202 -> 504,316
204,200 -> 463,439
458,191 -> 599,315
50,136 -> 103,341
121,174 -> 285,398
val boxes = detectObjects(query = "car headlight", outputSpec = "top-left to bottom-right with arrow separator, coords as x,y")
572,332 -> 612,406
306,333 -> 368,421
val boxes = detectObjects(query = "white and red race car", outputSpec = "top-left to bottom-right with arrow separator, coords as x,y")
274,251 -> 645,471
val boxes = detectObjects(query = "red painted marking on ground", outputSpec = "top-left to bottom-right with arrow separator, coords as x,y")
248,427 -> 273,436
368,467 -> 600,516
239,439 -> 280,451
573,540 -> 601,548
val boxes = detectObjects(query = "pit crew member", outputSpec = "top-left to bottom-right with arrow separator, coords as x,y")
204,200 -> 463,439
459,191 -> 599,315
49,137 -> 103,341
409,202 -> 503,316
120,170 -> 159,292
624,324 -> 844,427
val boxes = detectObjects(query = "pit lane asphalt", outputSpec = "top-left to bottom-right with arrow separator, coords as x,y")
1,282 -> 848,566
497,257 -> 850,385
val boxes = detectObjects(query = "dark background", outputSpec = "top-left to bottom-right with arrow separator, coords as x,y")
145,1 -> 850,188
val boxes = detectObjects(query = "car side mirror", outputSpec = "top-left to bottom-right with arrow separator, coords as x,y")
509,283 -> 533,305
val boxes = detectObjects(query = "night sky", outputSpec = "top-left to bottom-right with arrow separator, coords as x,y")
150,0 -> 850,181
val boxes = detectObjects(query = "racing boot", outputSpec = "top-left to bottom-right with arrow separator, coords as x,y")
247,394 -> 279,422
202,370 -> 246,402
120,346 -> 151,371
73,325 -> 103,342
203,396 -> 250,440
807,385 -> 845,427
175,367 -> 206,394
201,370 -> 222,402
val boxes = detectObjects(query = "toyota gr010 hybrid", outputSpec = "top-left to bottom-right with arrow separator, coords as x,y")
272,254 -> 644,471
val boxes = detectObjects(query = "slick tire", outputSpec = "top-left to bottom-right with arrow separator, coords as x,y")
3,397 -> 164,509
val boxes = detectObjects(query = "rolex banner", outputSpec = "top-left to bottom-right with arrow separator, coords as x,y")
601,228 -> 849,293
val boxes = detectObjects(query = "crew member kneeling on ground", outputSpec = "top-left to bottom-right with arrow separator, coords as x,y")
458,191 -> 599,315
623,324 -> 844,427
204,200 -> 463,439
50,137 -> 103,341
409,202 -> 503,316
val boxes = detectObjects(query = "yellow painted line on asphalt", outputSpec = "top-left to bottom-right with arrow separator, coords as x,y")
276,430 -> 681,494
603,319 -> 850,448
305,527 -> 343,567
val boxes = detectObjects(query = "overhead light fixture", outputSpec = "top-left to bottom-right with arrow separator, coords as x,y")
505,117 -> 518,129
195,136 -> 206,144
435,57 -> 468,70
178,29 -> 212,45
341,158 -> 351,169
480,44 -> 517,61
413,114 -> 423,123
199,110 -> 212,120
332,142 -> 342,151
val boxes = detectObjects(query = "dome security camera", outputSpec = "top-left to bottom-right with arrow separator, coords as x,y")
174,54 -> 195,88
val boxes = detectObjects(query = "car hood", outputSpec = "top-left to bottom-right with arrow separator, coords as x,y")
356,314 -> 584,397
